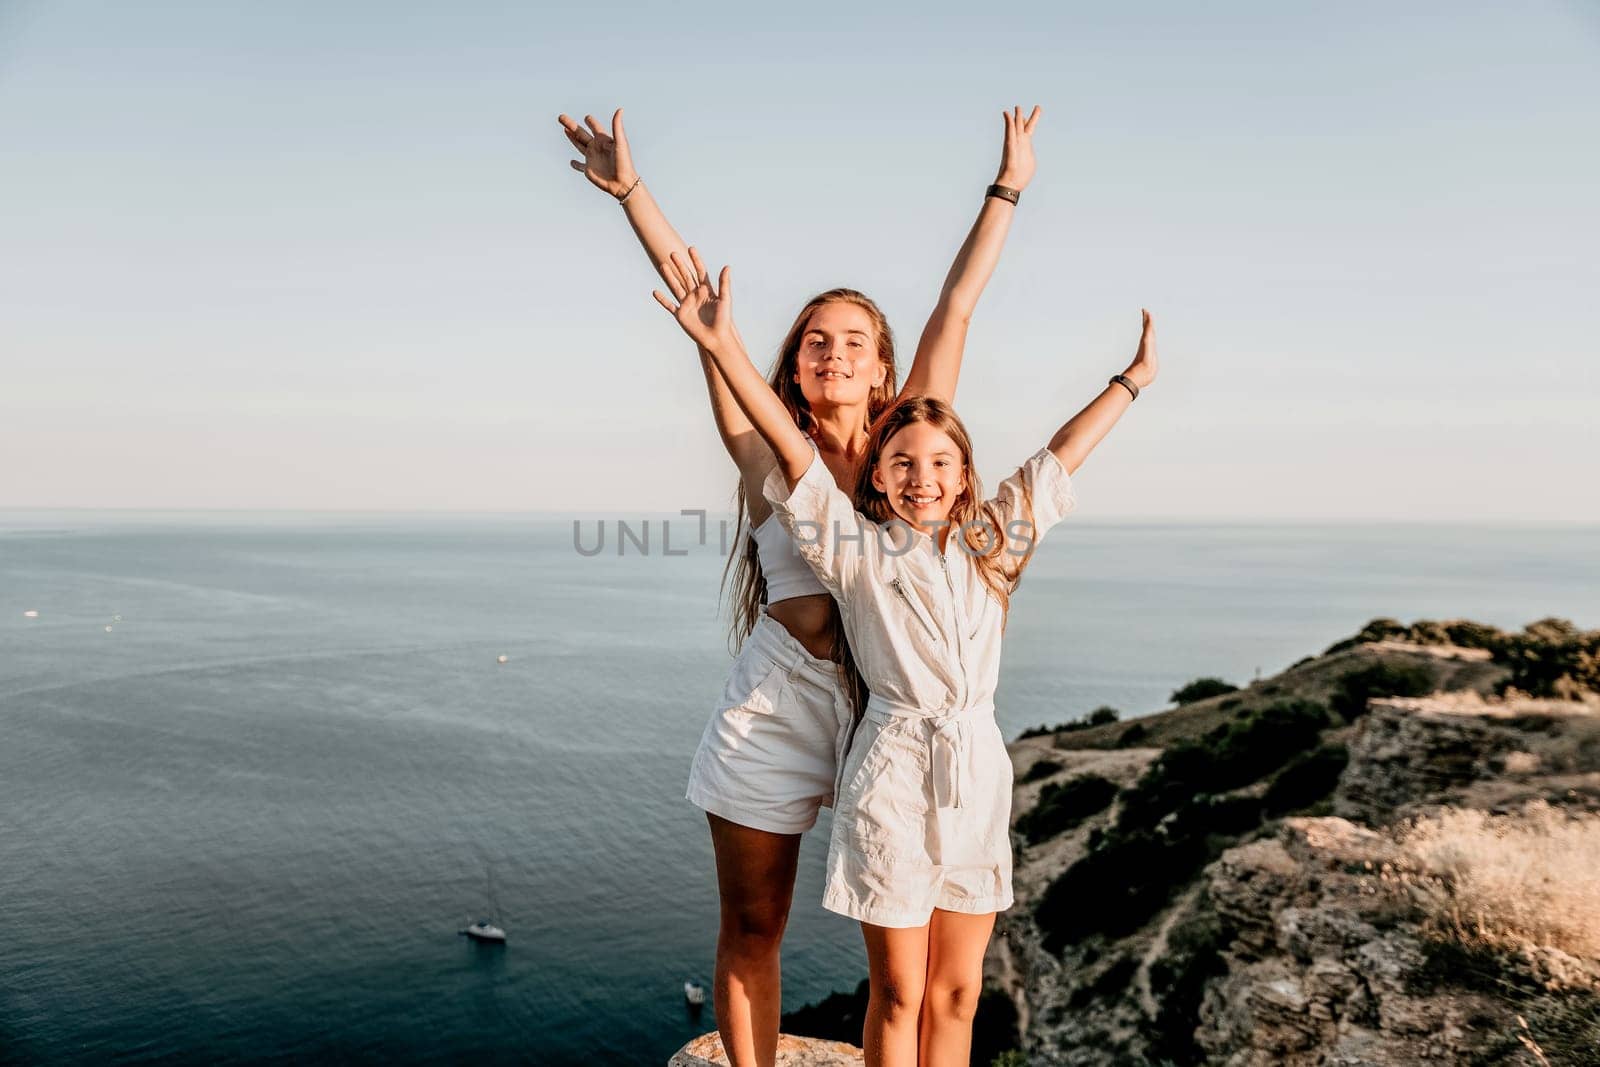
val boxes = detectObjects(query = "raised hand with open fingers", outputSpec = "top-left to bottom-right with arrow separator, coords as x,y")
996,104 -> 1043,192
1123,310 -> 1159,390
652,248 -> 736,354
556,108 -> 637,199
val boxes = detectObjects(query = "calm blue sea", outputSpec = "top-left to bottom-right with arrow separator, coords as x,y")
2,512 -> 1595,1065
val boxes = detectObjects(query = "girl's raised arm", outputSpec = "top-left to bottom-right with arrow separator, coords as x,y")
559,109 -> 765,474
899,105 -> 1043,405
558,108 -> 691,287
653,251 -> 815,488
1046,311 -> 1159,475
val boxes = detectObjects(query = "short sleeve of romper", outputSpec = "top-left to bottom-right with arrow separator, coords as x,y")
762,454 -> 873,601
988,447 -> 1076,585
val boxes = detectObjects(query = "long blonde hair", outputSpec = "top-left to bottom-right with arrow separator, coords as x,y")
720,290 -> 899,675
851,396 -> 1040,620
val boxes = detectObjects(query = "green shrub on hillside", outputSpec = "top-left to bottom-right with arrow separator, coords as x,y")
1021,758 -> 1063,784
1148,906 -> 1231,1066
1116,722 -> 1149,748
1036,827 -> 1208,951
1016,774 -> 1118,845
1444,619 -> 1501,650
1263,744 -> 1350,815
1319,615 -> 1600,698
1404,619 -> 1451,645
1018,706 -> 1121,740
1325,615 -> 1505,656
1164,792 -> 1264,840
1170,677 -> 1239,705
1324,616 -> 1409,654
1034,699 -> 1327,953
1117,699 -> 1330,834
1498,617 -> 1600,698
1068,953 -> 1138,1008
1331,662 -> 1434,719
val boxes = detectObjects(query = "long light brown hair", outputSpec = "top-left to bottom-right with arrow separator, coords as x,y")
851,396 -> 1040,620
720,290 -> 899,688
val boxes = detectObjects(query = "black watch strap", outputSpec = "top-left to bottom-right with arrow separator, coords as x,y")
985,183 -> 1021,205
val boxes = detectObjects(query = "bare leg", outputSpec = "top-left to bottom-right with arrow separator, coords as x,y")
706,813 -> 804,1067
859,920 -> 932,1067
917,909 -> 996,1067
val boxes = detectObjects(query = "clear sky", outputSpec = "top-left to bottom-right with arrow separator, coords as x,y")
2,1 -> 1596,520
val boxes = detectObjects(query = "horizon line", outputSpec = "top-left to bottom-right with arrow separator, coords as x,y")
1,506 -> 1596,528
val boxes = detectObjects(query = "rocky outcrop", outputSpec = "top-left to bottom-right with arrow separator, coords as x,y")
1192,815 -> 1591,1065
1338,692 -> 1600,825
999,636 -> 1600,1066
669,1032 -> 863,1066
1192,696 -> 1600,1066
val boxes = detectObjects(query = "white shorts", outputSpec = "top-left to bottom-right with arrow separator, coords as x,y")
822,704 -> 1014,928
685,612 -> 855,836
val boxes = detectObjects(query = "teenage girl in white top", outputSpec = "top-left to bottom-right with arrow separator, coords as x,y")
654,253 -> 1158,1066
558,106 -> 1044,1067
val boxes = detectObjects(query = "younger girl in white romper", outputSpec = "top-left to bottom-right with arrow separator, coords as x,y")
762,436 -> 1074,925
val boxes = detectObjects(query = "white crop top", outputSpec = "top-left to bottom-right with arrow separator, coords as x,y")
751,511 -> 831,604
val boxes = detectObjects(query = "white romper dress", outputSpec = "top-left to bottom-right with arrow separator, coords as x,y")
684,498 -> 856,836
763,447 -> 1077,927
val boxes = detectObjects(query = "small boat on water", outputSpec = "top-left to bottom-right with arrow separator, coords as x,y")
684,980 -> 706,1006
460,859 -> 507,944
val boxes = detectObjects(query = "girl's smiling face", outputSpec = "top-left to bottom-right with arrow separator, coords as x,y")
791,302 -> 888,409
870,420 -> 967,539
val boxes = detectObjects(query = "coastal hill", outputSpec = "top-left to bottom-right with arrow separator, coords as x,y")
672,617 -> 1600,1065
997,616 -> 1600,1066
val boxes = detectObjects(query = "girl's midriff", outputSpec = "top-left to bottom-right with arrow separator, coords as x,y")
764,592 -> 837,661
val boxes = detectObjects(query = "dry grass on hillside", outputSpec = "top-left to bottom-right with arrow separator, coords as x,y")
1397,801 -> 1600,966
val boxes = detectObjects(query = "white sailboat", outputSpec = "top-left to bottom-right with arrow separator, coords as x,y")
461,861 -> 507,943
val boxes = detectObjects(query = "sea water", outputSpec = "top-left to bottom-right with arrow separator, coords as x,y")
2,512 -> 1595,1064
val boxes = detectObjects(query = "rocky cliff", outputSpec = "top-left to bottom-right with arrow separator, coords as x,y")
997,618 -> 1600,1066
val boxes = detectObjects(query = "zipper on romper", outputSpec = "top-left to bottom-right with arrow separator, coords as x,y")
942,553 -> 983,638
939,552 -> 969,708
891,577 -> 940,641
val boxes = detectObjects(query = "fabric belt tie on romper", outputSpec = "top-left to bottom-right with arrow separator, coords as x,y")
864,693 -> 996,810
